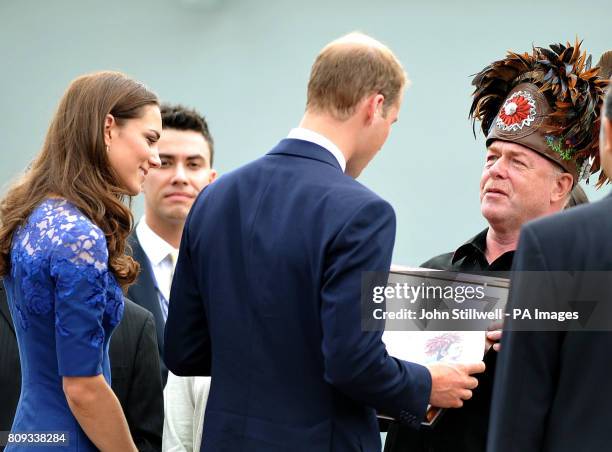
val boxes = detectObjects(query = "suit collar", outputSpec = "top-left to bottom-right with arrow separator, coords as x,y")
286,128 -> 346,171
451,228 -> 515,271
136,218 -> 178,266
127,232 -> 166,349
129,231 -> 161,295
267,138 -> 344,172
0,281 -> 15,335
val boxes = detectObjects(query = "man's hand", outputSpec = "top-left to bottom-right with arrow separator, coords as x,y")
426,361 -> 486,408
486,321 -> 504,352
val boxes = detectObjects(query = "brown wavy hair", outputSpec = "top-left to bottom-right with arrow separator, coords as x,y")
0,71 -> 159,289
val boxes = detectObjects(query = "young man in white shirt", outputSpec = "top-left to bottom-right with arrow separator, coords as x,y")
128,104 -> 217,386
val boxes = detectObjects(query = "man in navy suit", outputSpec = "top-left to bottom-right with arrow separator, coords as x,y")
164,32 -> 484,452
487,82 -> 611,449
128,104 -> 217,386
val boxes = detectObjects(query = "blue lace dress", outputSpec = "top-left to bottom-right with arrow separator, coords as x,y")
3,198 -> 124,451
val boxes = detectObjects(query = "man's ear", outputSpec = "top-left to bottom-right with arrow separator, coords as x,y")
208,169 -> 218,184
552,172 -> 574,204
599,116 -> 612,179
363,93 -> 385,125
104,114 -> 117,147
604,116 -> 612,157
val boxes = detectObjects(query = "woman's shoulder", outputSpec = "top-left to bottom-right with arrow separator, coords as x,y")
35,198 -> 104,237
25,198 -> 108,263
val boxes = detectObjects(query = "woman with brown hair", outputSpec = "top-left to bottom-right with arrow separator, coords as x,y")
0,71 -> 162,451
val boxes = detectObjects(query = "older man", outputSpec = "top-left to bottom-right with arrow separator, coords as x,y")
385,40 -> 608,452
488,72 -> 611,451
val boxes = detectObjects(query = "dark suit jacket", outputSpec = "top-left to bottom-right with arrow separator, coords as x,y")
109,299 -> 164,452
0,283 -> 20,451
164,139 -> 432,452
0,281 -> 163,452
127,232 -> 168,386
488,194 -> 612,452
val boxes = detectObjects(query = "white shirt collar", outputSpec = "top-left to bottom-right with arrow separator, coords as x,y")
136,217 -> 178,266
287,127 -> 346,172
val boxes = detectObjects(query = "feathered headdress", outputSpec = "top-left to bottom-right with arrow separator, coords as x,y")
469,39 -> 609,186
597,51 -> 612,80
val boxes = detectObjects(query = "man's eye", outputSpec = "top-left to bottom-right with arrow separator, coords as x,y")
160,160 -> 171,167
188,162 -> 202,169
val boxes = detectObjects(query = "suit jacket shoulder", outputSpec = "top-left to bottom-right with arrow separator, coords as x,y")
522,195 -> 612,270
208,139 -> 393,228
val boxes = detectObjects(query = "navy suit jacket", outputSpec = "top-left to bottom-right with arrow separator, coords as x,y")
488,194 -> 612,452
128,232 -> 168,386
164,139 -> 432,452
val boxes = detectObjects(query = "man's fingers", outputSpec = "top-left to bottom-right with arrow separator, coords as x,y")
465,376 -> 479,390
486,330 -> 502,341
461,361 -> 486,375
460,389 -> 473,401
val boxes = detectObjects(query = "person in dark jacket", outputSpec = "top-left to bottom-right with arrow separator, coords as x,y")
487,69 -> 612,452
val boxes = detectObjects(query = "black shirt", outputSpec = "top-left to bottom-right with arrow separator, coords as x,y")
422,228 -> 514,274
384,229 -> 513,452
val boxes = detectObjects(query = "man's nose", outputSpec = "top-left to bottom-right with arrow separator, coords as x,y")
488,157 -> 507,178
171,163 -> 188,183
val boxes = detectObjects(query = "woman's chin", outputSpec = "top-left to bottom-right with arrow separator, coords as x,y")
123,182 -> 141,197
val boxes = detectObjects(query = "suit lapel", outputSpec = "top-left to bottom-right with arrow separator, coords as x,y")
127,233 -> 166,350
0,283 -> 15,335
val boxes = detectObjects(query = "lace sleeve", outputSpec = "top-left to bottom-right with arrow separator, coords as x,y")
50,215 -> 109,377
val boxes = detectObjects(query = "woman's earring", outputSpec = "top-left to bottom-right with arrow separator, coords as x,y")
105,144 -> 110,153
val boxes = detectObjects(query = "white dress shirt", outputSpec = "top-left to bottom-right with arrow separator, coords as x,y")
162,372 -> 211,452
287,127 -> 346,172
136,217 -> 179,321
